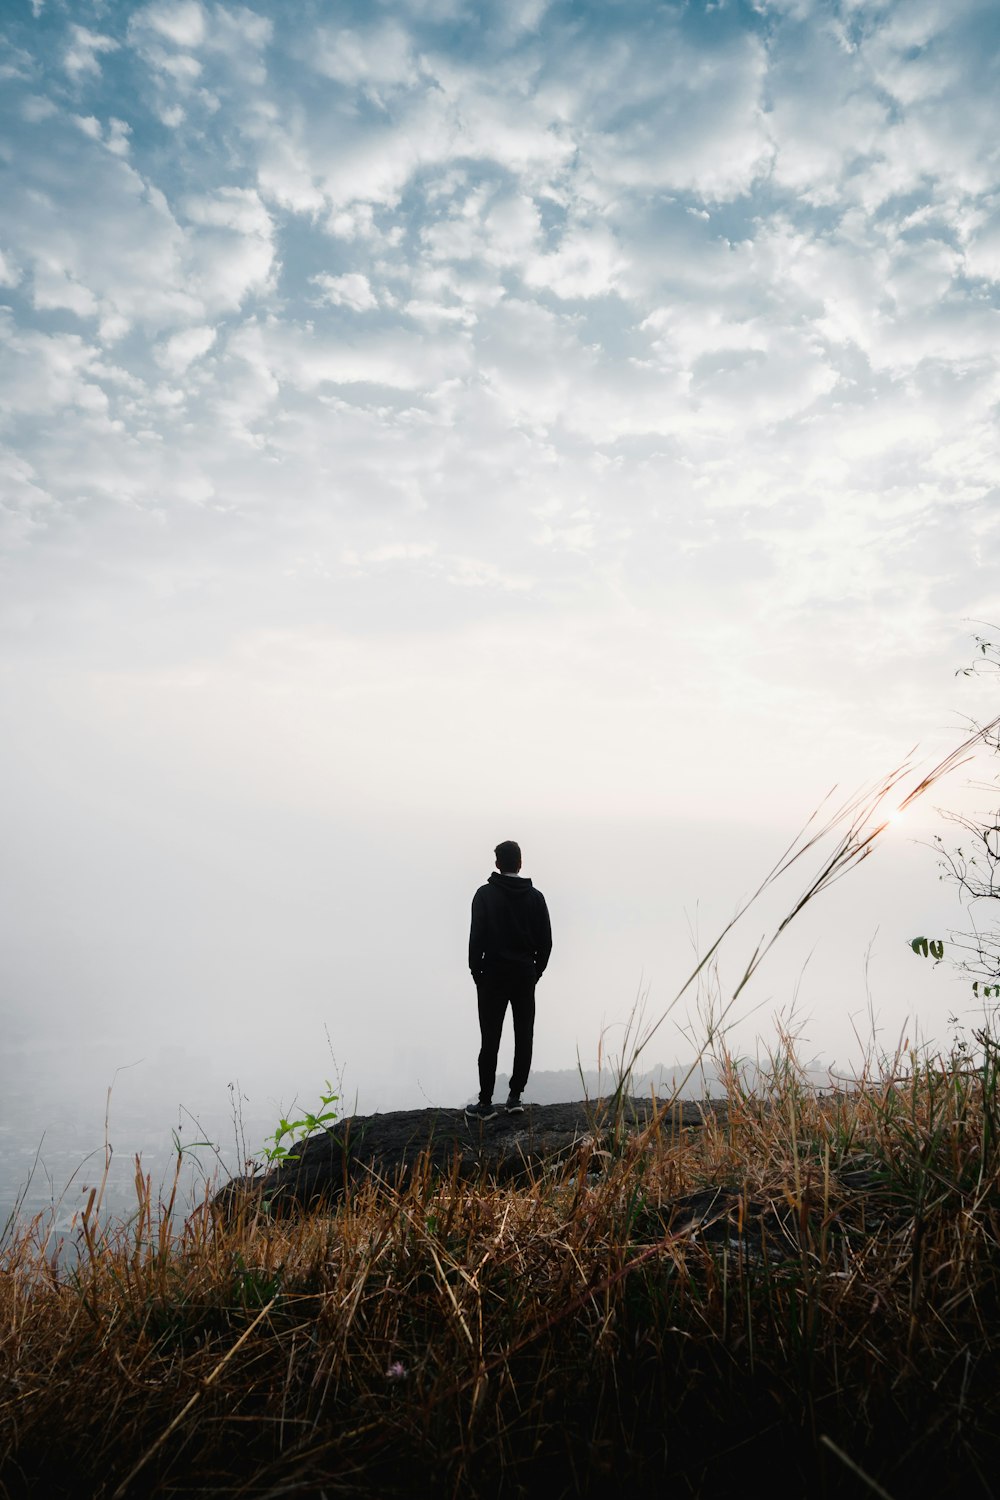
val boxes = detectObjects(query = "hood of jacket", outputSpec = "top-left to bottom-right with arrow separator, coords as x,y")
488,872 -> 534,897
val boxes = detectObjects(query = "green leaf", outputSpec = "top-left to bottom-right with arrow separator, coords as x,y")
258,1077 -> 341,1168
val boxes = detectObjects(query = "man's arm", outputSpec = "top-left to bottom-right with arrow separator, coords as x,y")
469,888 -> 487,979
534,893 -> 552,979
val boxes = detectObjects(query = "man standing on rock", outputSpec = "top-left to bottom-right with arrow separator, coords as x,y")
466,840 -> 552,1122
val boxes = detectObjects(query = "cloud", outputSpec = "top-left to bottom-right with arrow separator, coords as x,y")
256,42 -> 572,219
63,26 -> 119,81
0,445 -> 52,551
155,324 -> 216,374
964,205 -> 1000,282
228,315 -> 469,393
182,187 -> 271,237
0,81 -> 276,338
253,120 -> 328,215
0,0 -> 997,835
0,312 -> 109,416
523,224 -> 625,300
126,0 -> 272,126
0,249 -> 21,287
583,25 -> 773,201
180,187 -> 277,309
72,112 -> 132,156
31,258 -> 101,318
135,1 -> 207,50
312,272 -> 379,311
310,21 -> 418,90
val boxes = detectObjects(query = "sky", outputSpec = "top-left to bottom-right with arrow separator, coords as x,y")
1,0 -> 999,1175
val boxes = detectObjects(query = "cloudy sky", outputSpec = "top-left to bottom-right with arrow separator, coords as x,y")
1,0 -> 999,1156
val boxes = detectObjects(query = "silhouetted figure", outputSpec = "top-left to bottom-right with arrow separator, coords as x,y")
466,840 -> 552,1122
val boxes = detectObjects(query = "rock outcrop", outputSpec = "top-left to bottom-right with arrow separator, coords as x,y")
217,1097 -> 725,1215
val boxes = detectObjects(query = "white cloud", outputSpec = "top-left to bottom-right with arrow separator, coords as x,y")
21,95 -> 58,123
327,203 -> 378,240
885,237 -> 961,312
157,52 -> 203,82
71,113 -> 132,157
181,189 -> 276,311
964,206 -> 1000,282
73,114 -> 103,140
343,541 -> 533,590
63,26 -> 119,81
5,98 -> 277,336
403,298 -> 476,326
213,5 -> 273,57
254,123 -> 327,215
310,21 -> 418,89
0,249 -> 21,287
155,324 -> 217,374
523,224 -> 625,300
183,188 -> 273,240
485,195 -> 542,260
0,446 -> 52,551
127,1 -> 270,127
422,189 -> 542,270
229,316 -> 470,393
491,0 -> 552,42
107,118 -> 131,157
576,23 -> 773,201
312,273 -> 379,311
258,47 -> 572,219
0,313 -> 109,415
31,259 -> 100,319
444,554 -> 534,589
137,1 -> 207,50
347,542 -> 436,567
1,0 -> 998,850
2,113 -> 201,332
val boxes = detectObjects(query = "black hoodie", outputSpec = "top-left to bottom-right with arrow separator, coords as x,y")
469,872 -> 552,981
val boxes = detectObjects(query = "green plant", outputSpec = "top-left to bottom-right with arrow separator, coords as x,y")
931,628 -> 1000,988
909,936 -> 945,960
259,1081 -> 339,1166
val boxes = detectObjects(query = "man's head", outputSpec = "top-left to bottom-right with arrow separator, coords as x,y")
494,840 -> 522,874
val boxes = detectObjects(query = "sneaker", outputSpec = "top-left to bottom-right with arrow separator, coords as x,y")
465,1100 -> 498,1122
505,1093 -> 524,1115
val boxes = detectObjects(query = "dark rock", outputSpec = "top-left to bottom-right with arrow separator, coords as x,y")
216,1096 -> 725,1216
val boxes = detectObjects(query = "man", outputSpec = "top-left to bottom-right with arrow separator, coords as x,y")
466,840 -> 552,1122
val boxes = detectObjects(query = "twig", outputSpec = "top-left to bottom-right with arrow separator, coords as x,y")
819,1434 -> 898,1499
110,1298 -> 277,1498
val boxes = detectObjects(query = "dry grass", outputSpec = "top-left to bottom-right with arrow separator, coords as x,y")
8,723 -> 1000,1498
3,1038 -> 1000,1499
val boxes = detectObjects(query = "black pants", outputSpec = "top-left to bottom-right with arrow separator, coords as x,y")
476,970 -> 536,1104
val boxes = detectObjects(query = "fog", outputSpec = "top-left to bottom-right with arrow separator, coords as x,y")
1,628 -> 993,1225
1,704 -> 985,1223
